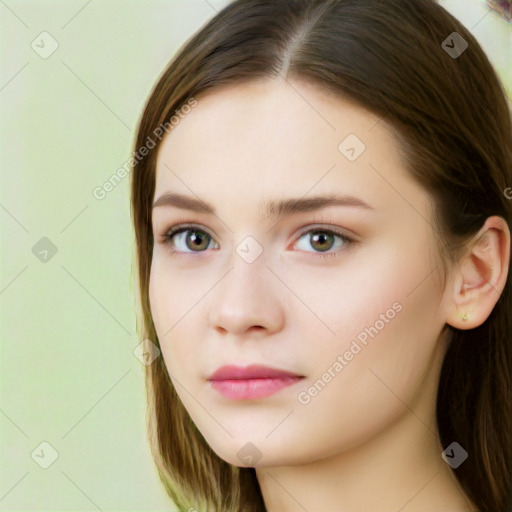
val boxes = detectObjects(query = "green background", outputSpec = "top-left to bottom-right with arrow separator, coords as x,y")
0,1 -> 510,511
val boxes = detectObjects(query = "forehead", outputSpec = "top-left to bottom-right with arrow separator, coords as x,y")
153,79 -> 423,220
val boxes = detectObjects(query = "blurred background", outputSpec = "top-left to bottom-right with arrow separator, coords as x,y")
0,1 -> 510,510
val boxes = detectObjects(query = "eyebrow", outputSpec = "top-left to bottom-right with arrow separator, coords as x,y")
152,192 -> 374,221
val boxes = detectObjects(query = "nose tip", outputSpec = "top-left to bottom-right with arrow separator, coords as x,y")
211,310 -> 267,336
208,265 -> 285,337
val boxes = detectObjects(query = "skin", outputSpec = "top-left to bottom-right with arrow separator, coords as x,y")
149,78 -> 510,511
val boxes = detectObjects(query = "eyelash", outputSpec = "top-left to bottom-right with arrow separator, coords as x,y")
159,218 -> 355,261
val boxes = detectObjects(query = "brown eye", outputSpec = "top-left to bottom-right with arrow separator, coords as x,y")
184,230 -> 210,251
165,228 -> 218,253
309,231 -> 336,252
295,228 -> 350,256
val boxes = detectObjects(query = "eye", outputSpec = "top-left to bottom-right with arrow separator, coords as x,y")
164,226 -> 219,254
293,228 -> 353,258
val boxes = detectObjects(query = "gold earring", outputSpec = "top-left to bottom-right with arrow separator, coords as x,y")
462,313 -> 468,321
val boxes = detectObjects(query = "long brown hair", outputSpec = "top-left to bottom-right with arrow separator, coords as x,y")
130,1 -> 512,510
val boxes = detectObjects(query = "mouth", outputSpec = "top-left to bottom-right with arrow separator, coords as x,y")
207,364 -> 305,400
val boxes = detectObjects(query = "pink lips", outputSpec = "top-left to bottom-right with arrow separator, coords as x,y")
207,364 -> 304,400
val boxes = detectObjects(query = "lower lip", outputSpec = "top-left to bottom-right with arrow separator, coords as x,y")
209,377 -> 303,399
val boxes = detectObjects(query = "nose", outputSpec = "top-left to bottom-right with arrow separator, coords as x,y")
208,253 -> 285,337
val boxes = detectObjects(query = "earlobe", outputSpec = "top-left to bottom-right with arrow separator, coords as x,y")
446,216 -> 510,330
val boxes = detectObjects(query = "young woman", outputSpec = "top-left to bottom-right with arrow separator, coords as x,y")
130,1 -> 512,510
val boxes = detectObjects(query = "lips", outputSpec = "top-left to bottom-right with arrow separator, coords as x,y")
207,364 -> 305,400
208,364 -> 303,381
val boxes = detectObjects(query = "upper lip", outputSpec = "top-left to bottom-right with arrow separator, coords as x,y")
208,364 -> 304,381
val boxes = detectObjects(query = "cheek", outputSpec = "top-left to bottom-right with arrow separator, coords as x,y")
287,235 -> 438,359
282,282 -> 445,461
149,262 -> 180,367
292,239 -> 444,410
149,256 -> 193,334
340,268 -> 442,384
148,259 -> 209,378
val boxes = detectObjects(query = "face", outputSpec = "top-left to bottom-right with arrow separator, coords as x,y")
149,79 -> 453,468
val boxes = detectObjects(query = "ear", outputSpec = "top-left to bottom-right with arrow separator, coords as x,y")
446,215 -> 510,330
